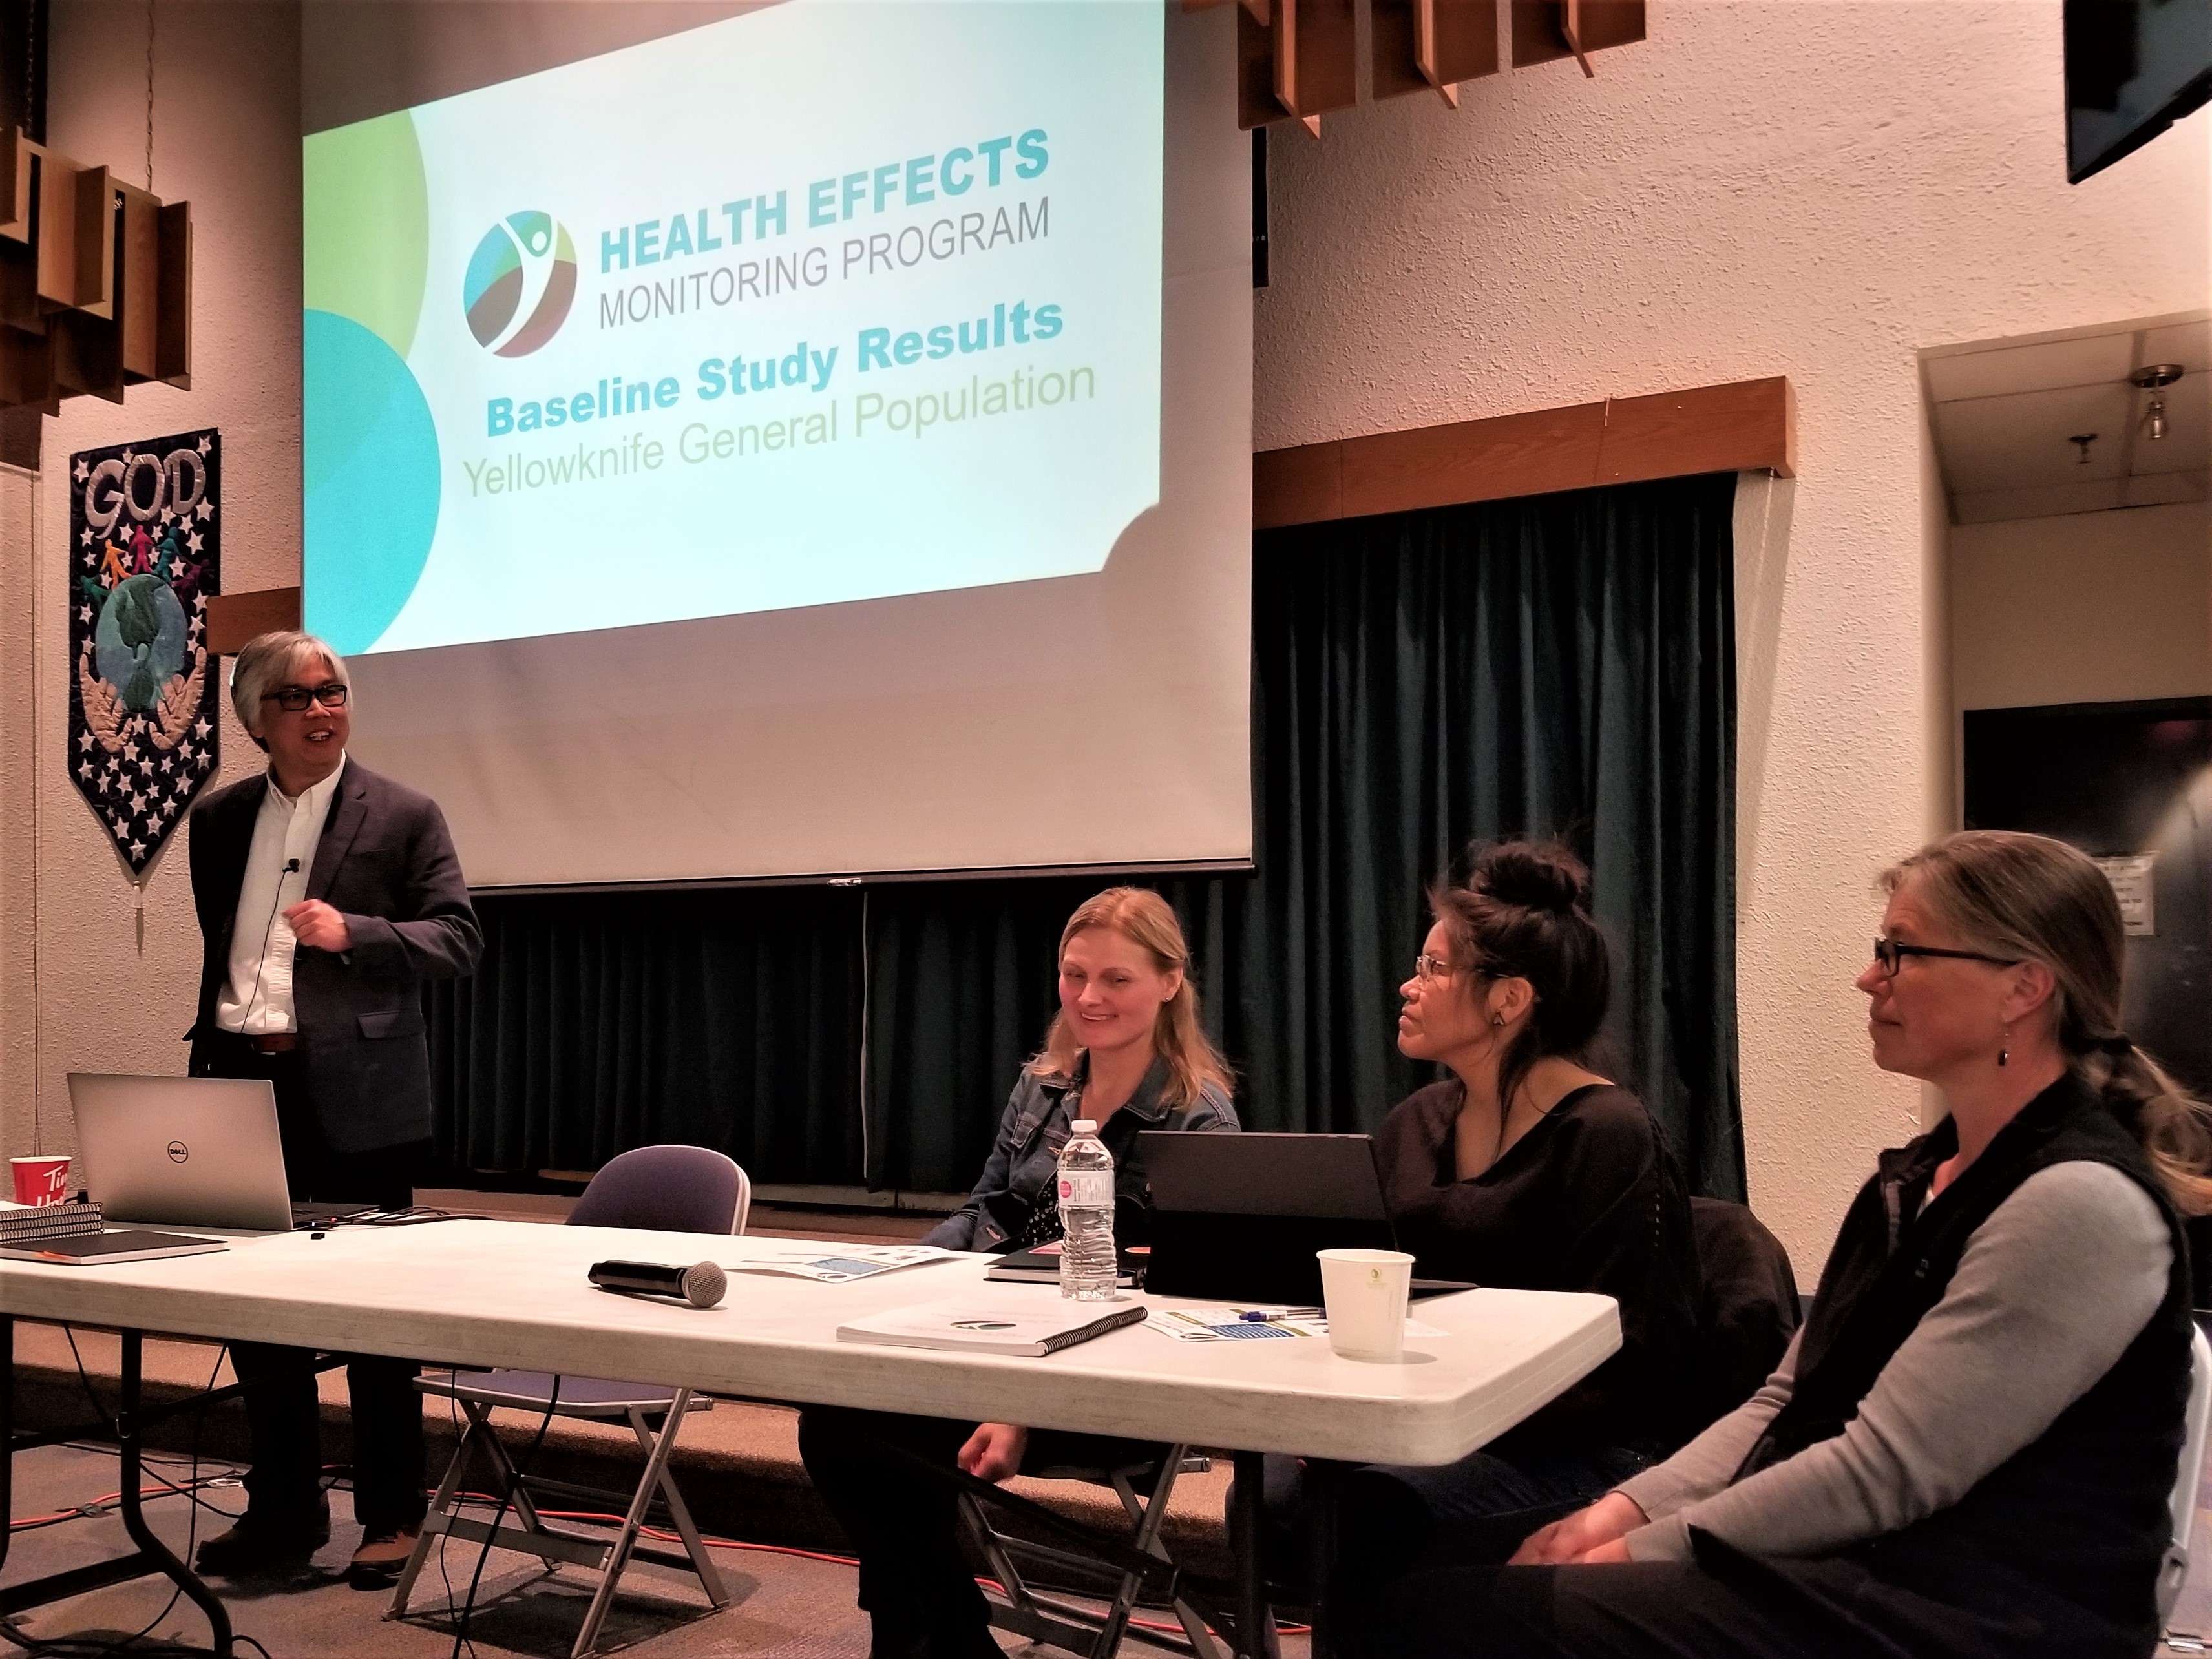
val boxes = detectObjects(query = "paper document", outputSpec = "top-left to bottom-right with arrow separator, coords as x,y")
733,1245 -> 956,1284
837,1297 -> 1146,1356
1145,1306 -> 1448,1343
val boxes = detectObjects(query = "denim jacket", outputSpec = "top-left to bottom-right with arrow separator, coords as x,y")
923,1053 -> 1238,1251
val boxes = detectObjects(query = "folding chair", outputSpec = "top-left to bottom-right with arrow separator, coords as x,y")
386,1146 -> 750,1659
958,1446 -> 1228,1659
2159,1323 -> 2212,1632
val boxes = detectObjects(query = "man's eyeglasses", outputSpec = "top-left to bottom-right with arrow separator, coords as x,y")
1870,939 -> 2018,977
1413,953 -> 1456,982
264,683 -> 350,713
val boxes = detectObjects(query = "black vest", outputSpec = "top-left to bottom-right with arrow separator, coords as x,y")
1740,1072 -> 2193,1636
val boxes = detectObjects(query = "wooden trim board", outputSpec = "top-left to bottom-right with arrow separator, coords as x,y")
204,585 -> 301,655
1254,375 -> 1793,528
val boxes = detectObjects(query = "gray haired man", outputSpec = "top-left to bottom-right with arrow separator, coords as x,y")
184,631 -> 480,1583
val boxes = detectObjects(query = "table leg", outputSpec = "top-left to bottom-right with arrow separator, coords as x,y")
115,1331 -> 234,1656
1230,1450 -> 1277,1659
0,1315 -> 14,1581
1306,1458 -> 1343,1659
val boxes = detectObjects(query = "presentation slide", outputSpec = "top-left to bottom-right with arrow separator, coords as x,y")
306,2 -> 1252,888
304,3 -> 1162,654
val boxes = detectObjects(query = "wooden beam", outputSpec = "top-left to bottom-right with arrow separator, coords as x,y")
1254,441 -> 1344,529
1239,0 -> 1356,129
205,587 -> 302,656
114,182 -> 160,380
0,130 -> 32,243
1342,399 -> 1608,517
155,200 -> 191,388
1373,0 -> 1497,103
1596,377 -> 1795,485
1510,0 -> 1643,70
1254,375 -> 1794,528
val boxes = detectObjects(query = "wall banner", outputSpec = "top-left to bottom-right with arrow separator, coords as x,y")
67,428 -> 222,878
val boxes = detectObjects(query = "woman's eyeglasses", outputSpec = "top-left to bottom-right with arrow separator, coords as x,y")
264,683 -> 350,713
1413,954 -> 1456,982
1870,939 -> 2018,977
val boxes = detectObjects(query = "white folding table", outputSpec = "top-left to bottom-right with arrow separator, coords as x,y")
0,1220 -> 1619,1656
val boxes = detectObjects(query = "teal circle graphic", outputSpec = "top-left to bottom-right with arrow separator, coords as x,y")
304,309 -> 441,655
463,211 -> 578,357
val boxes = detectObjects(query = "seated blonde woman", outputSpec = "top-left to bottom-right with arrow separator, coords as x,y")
799,887 -> 1236,1659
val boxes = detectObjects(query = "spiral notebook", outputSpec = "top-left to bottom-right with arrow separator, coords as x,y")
0,1229 -> 227,1265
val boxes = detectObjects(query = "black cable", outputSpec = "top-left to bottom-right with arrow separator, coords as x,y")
447,1376 -> 560,1659
236,856 -> 301,1034
2,1349 -> 268,1659
61,1329 -> 109,1426
103,1345 -> 225,1653
436,1393 -> 474,1659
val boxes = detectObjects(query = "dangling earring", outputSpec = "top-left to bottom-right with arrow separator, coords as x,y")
1997,1027 -> 2010,1068
1491,1014 -> 1505,1028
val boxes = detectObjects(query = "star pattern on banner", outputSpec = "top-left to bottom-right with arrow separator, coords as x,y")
66,428 -> 222,879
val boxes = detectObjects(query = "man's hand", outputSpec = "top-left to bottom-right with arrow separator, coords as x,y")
284,900 -> 352,954
957,1422 -> 1029,1483
1508,1492 -> 1647,1565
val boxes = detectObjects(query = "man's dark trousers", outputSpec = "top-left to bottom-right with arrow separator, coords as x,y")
209,1036 -> 428,1534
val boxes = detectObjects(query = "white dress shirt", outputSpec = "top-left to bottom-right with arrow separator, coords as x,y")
216,758 -> 346,1035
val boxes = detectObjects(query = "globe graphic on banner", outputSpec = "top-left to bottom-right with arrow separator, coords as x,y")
461,211 -> 577,357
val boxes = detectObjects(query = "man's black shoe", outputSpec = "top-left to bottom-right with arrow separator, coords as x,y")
193,1499 -> 332,1574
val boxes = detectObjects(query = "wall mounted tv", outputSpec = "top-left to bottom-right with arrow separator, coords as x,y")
2065,0 -> 2212,183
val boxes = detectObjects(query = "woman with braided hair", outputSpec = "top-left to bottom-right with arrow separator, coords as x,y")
1351,829 -> 2212,1659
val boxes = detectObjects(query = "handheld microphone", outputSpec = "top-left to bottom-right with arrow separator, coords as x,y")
588,1258 -> 727,1309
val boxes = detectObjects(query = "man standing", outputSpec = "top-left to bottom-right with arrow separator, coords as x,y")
185,631 -> 481,1585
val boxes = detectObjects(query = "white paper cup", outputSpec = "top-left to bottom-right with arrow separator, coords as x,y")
1317,1248 -> 1415,1362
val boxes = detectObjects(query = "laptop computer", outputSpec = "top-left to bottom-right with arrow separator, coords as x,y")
68,1074 -> 375,1233
1138,1131 -> 1473,1305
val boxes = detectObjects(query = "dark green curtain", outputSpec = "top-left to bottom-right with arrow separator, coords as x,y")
427,886 -> 864,1181
430,471 -> 1743,1201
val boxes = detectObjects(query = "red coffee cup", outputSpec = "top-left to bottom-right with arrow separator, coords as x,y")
10,1156 -> 72,1207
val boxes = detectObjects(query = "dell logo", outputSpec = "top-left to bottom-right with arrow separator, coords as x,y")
166,1140 -> 188,1163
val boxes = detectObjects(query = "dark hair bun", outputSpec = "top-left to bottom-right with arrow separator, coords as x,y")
1471,841 -> 1591,915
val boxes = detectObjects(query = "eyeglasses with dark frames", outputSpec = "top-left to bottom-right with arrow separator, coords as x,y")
263,683 -> 350,713
1870,938 -> 2019,977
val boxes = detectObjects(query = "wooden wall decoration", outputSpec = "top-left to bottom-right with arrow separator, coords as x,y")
0,126 -> 191,413
1196,0 -> 1641,130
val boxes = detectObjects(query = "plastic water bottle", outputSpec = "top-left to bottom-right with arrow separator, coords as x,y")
1057,1120 -> 1118,1301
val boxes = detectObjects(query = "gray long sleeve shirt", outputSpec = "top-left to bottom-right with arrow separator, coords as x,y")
1617,1160 -> 2172,1561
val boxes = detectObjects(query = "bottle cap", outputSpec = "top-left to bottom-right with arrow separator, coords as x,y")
1070,1120 -> 1097,1134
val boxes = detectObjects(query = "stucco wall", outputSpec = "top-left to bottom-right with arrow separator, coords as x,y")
1256,1 -> 2209,1275
1952,501 -> 2212,713
0,1 -> 302,1174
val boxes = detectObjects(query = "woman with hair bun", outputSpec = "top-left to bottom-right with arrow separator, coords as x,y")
1259,841 -> 1702,1603
1353,830 -> 2210,1659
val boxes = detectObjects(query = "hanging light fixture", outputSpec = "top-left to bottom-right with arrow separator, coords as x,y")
2131,364 -> 2184,441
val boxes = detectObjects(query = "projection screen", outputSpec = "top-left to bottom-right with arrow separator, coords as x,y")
302,2 -> 1252,888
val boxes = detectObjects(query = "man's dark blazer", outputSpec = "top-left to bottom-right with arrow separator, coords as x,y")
187,758 -> 482,1153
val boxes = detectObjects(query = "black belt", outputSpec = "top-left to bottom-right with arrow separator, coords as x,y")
215,1028 -> 299,1054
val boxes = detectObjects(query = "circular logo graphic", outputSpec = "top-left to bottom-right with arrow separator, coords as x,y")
166,1140 -> 189,1164
462,211 -> 577,357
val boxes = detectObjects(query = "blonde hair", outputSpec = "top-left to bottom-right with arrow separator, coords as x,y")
1885,830 -> 2212,1214
1028,888 -> 1232,1111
